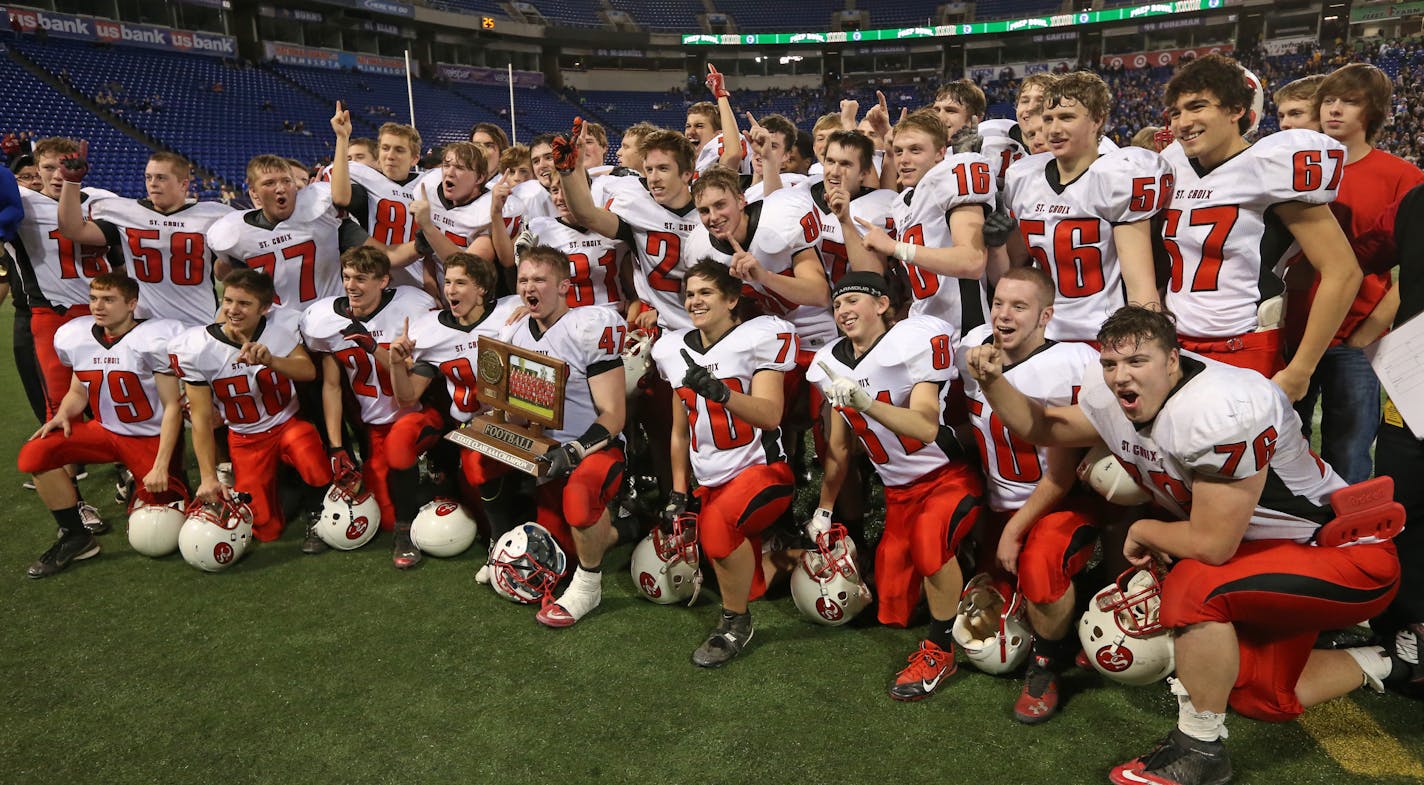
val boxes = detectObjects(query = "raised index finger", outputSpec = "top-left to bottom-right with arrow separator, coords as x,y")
730,238 -> 745,254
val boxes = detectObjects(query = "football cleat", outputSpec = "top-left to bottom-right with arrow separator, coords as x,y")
1109,729 -> 1232,785
79,502 -> 109,535
392,525 -> 422,570
1014,655 -> 1061,724
535,567 -> 602,628
692,612 -> 754,668
888,640 -> 956,701
114,466 -> 135,505
26,533 -> 100,579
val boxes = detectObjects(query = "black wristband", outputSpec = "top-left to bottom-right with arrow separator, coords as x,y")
575,423 -> 612,452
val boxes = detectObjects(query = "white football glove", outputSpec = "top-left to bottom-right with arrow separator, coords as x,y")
818,361 -> 872,412
805,507 -> 834,540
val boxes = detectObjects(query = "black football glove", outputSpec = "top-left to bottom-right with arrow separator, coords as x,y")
982,205 -> 1017,248
541,441 -> 583,480
663,490 -> 689,531
680,349 -> 730,404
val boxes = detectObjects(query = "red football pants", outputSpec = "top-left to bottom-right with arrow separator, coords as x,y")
877,463 -> 983,627
30,305 -> 89,419
1178,328 -> 1285,379
1160,538 -> 1399,721
229,418 -> 333,542
18,419 -> 185,506
463,447 -> 625,555
696,461 -> 794,602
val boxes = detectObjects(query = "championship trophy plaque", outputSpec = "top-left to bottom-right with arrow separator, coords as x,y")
443,337 -> 567,477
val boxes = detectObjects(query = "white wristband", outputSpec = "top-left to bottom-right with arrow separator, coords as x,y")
894,242 -> 917,263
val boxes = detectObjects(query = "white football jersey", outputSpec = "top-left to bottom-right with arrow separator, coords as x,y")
957,325 -> 1098,511
683,188 -> 838,352
500,305 -> 627,445
891,153 -> 997,341
347,163 -> 422,246
651,315 -> 797,487
14,187 -> 118,309
807,316 -> 960,488
977,119 -> 1028,184
169,318 -> 303,435
512,179 -> 556,221
743,173 -> 809,204
301,286 -> 438,426
806,181 -> 897,284
1004,147 -> 1175,341
589,168 -> 644,210
612,186 -> 701,332
91,199 -> 233,325
1159,129 -> 1343,338
1079,353 -> 1345,542
207,183 -> 347,309
414,169 -> 527,259
408,295 -> 522,423
54,316 -> 182,437
694,132 -> 753,175
527,216 -> 629,309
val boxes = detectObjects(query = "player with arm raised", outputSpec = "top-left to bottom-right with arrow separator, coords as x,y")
19,273 -> 187,577
168,269 -> 330,546
807,272 -> 983,701
688,64 -> 747,176
1002,71 -> 1170,342
965,305 -> 1404,785
11,138 -> 119,419
652,260 -> 796,666
462,246 -> 627,627
329,106 -> 427,287
1159,54 -> 1361,400
956,267 -> 1101,723
58,151 -> 232,326
857,110 -> 995,344
742,114 -> 805,203
301,246 -> 438,568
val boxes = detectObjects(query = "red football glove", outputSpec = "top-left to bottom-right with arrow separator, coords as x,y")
59,139 -> 89,183
551,134 -> 578,174
705,64 -> 729,100
328,446 -> 360,486
1154,109 -> 1175,152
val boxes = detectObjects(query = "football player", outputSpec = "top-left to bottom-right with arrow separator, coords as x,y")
301,246 -> 439,568
1001,71 -> 1169,341
330,106 -> 427,288
932,79 -> 986,140
515,135 -> 557,218
957,267 -> 1100,723
857,110 -> 995,344
469,122 -> 509,185
525,177 -> 631,311
1274,75 -> 1325,132
6,154 -> 49,425
409,141 -> 524,276
556,120 -> 700,333
1159,54 -> 1362,400
57,151 -> 233,326
742,114 -> 805,203
11,138 -> 118,418
19,273 -> 187,577
652,260 -> 797,666
386,252 -> 522,558
462,246 -> 627,627
809,130 -> 897,283
207,154 -> 381,310
168,269 -> 331,545
688,64 -> 748,175
1016,73 -> 1057,155
579,121 -> 610,171
965,305 -> 1403,785
807,272 -> 982,701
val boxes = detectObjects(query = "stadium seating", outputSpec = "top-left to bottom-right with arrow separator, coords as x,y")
974,0 -> 1062,21
607,0 -> 708,31
864,0 -> 946,28
521,0 -> 607,27
715,0 -> 843,32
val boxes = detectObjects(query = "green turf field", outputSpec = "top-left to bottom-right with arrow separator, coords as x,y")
1,307 -> 1420,785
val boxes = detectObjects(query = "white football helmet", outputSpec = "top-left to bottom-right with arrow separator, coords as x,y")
1078,568 -> 1176,686
1240,65 -> 1266,136
791,525 -> 872,626
489,522 -> 568,604
410,499 -> 477,558
630,513 -> 702,605
952,573 -> 1032,674
127,499 -> 186,557
622,328 -> 654,396
178,494 -> 255,572
1078,444 -> 1151,506
316,470 -> 381,550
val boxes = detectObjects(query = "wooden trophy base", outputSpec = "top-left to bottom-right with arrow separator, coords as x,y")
444,415 -> 558,477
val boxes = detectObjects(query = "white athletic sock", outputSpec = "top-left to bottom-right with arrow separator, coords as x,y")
1346,646 -> 1392,693
1169,677 -> 1228,742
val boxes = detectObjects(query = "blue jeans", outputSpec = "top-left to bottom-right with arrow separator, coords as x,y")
1293,344 -> 1380,484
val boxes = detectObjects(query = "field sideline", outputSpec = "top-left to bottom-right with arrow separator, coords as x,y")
0,307 -> 1420,785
